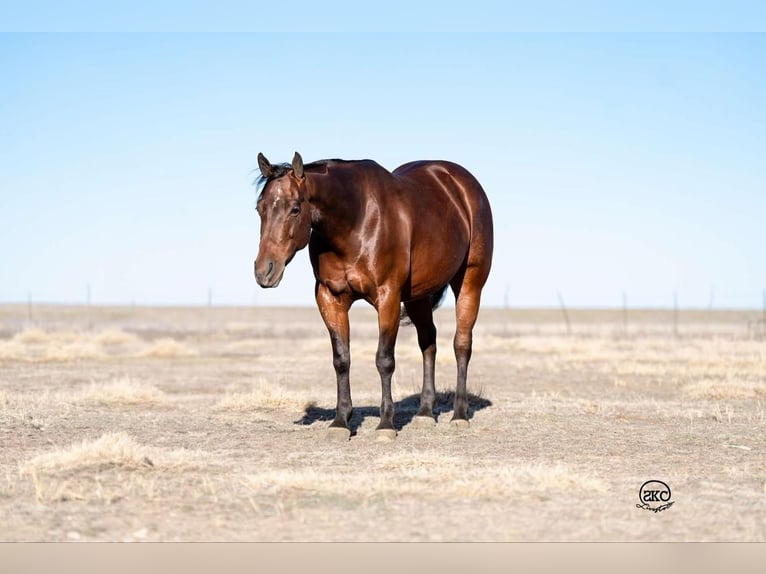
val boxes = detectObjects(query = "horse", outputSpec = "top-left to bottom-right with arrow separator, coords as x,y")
254,152 -> 493,441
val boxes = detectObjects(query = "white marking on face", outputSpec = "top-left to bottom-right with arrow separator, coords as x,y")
271,185 -> 284,211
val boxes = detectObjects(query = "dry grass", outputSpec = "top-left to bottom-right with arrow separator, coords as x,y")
213,380 -> 317,413
684,378 -> 766,399
20,432 -> 198,476
11,328 -> 50,344
78,378 -> 166,407
0,339 -> 27,360
0,330 -> 105,361
1,305 -> 765,541
0,389 -> 68,431
243,460 -> 605,501
93,329 -> 141,346
41,341 -> 106,362
21,433 -> 154,475
18,433 -> 202,505
221,339 -> 261,355
0,329 -> 198,361
137,338 -> 198,358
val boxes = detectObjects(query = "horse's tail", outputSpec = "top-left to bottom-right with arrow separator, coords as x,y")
399,284 -> 449,325
430,284 -> 450,310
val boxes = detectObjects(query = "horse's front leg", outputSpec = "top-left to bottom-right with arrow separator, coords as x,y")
374,288 -> 401,440
315,283 -> 353,441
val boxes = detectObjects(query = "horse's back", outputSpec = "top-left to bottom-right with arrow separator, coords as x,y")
393,160 -> 490,215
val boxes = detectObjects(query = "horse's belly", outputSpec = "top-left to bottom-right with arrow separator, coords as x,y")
407,228 -> 470,298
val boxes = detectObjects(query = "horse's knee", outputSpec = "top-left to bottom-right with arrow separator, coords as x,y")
375,349 -> 395,377
453,332 -> 473,357
333,350 -> 350,375
329,330 -> 350,375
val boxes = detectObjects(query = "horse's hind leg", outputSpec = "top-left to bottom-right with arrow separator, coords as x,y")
403,298 -> 437,424
450,267 -> 486,425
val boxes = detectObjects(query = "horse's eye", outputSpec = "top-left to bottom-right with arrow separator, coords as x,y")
289,205 -> 301,216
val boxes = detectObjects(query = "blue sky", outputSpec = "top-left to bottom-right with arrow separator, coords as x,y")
2,2 -> 766,32
1,33 -> 764,308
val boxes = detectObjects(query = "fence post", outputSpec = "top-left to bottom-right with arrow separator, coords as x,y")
673,291 -> 679,337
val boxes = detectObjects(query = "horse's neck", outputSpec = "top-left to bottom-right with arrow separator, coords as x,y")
306,166 -> 364,249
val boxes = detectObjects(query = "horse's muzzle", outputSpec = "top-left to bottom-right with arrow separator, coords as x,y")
254,259 -> 283,288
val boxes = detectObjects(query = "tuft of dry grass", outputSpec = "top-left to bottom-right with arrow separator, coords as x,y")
138,338 -> 198,358
11,328 -> 50,344
93,329 -> 140,346
0,339 -> 28,361
213,380 -> 316,413
18,432 -> 202,505
41,341 -> 105,362
0,329 -> 99,361
684,378 -> 766,399
78,378 -> 166,407
20,432 -> 198,476
0,329 -> 196,362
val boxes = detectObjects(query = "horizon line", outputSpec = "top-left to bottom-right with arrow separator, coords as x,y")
0,301 -> 763,313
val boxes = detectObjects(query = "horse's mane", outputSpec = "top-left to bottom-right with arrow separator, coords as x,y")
254,162 -> 291,190
254,159 -> 351,191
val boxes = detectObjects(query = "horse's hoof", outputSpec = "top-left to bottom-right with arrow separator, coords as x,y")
410,416 -> 436,428
375,429 -> 397,442
325,427 -> 351,442
450,418 -> 470,429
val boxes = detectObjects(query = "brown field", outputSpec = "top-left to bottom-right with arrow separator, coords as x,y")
1,304 -> 765,541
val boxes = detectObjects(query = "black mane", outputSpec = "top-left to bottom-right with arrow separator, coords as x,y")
254,158 -> 350,192
254,162 -> 291,190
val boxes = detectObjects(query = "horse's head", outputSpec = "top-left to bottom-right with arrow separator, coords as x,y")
254,152 -> 312,288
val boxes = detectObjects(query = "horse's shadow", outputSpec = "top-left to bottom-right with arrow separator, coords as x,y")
293,391 -> 492,433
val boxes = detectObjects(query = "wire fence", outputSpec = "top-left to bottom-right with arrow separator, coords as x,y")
548,289 -> 766,340
6,286 -> 766,340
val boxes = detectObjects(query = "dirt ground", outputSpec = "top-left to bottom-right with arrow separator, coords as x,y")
1,303 -> 764,541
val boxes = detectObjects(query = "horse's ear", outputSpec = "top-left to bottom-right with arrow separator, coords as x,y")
292,151 -> 304,180
257,152 -> 272,179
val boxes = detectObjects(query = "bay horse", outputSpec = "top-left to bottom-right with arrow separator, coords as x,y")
254,152 -> 493,440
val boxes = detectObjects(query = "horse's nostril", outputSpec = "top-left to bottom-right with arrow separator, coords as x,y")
267,261 -> 274,277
